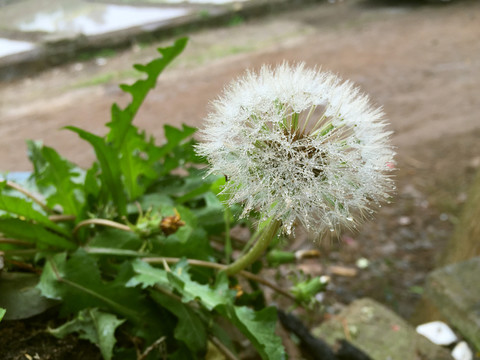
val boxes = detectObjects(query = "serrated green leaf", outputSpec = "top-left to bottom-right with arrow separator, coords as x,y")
157,125 -> 199,175
126,259 -> 171,290
0,218 -> 75,250
49,308 -> 124,360
106,38 -> 188,150
84,162 -> 101,199
27,141 -> 85,217
39,251 -> 147,321
102,39 -> 188,200
150,291 -> 207,355
168,260 -> 233,311
0,308 -> 5,322
157,125 -> 197,159
223,306 -> 286,360
64,127 -> 126,216
37,252 -> 67,300
39,253 -> 169,347
128,260 -> 232,311
0,188 -> 69,236
117,129 -> 158,199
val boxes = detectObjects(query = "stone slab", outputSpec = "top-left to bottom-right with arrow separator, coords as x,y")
312,298 -> 453,360
425,257 -> 480,351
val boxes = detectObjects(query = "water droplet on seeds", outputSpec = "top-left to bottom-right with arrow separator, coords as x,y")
346,217 -> 353,222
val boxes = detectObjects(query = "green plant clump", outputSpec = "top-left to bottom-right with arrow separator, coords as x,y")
0,38 -> 292,359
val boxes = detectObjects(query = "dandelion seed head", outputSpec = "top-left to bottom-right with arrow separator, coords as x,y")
196,63 -> 395,237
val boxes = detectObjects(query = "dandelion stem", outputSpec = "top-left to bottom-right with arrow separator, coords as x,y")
224,217 -> 281,276
72,218 -> 131,239
2,179 -> 53,214
224,207 -> 232,264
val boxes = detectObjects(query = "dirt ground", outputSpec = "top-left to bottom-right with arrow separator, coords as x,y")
1,0 -> 480,358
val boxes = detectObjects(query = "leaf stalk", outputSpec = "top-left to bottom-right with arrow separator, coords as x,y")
224,218 -> 281,276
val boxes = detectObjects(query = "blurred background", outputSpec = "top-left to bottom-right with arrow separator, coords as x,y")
0,0 -> 479,357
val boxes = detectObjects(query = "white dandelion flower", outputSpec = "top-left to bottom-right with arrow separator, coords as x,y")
196,63 -> 395,237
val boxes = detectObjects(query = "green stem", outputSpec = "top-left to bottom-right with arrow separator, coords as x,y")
224,218 -> 281,276
224,207 -> 232,264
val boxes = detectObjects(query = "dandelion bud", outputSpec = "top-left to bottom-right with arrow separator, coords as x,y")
160,209 -> 185,236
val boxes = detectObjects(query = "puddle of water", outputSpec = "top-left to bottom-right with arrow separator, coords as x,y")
16,3 -> 190,36
0,38 -> 36,58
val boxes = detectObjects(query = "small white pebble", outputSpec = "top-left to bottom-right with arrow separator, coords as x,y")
356,257 -> 369,269
416,321 -> 458,345
451,341 -> 473,360
398,216 -> 411,226
320,275 -> 330,284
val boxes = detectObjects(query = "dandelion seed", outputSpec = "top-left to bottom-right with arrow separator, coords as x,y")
196,63 -> 395,238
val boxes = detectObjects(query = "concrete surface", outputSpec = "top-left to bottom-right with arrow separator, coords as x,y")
0,0 -> 319,80
313,298 -> 454,360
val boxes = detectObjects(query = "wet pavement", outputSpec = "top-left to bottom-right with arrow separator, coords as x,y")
0,0 -> 283,80
13,2 -> 191,36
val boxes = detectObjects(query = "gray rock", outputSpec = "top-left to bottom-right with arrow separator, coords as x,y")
312,298 -> 453,360
425,257 -> 480,351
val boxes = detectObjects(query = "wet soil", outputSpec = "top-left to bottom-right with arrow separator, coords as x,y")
0,309 -> 102,360
1,0 -> 480,358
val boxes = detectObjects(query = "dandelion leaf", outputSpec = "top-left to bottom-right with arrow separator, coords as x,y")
0,190 -> 69,236
49,308 -> 124,360
150,291 -> 207,355
27,141 -> 85,217
107,38 -> 188,149
224,306 -> 286,360
0,218 -> 74,250
39,251 -> 153,323
104,38 -> 188,200
126,258 -> 171,290
64,127 -> 126,216
167,260 -> 233,311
